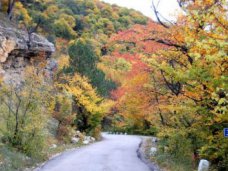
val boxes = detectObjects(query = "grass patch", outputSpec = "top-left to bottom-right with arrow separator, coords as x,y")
144,139 -> 194,171
154,152 -> 193,171
0,141 -> 85,171
0,145 -> 38,171
46,143 -> 84,159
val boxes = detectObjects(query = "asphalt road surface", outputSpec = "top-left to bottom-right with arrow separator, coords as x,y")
36,133 -> 151,171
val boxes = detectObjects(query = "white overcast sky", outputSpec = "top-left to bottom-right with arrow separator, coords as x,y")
101,0 -> 182,21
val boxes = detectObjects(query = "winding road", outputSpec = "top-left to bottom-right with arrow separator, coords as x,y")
36,133 -> 151,171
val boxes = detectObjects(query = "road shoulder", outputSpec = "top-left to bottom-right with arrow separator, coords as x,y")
137,137 -> 162,171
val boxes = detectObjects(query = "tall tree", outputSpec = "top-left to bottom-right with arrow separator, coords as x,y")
102,0 -> 228,168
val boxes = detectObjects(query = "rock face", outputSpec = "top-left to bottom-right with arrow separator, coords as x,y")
0,15 -> 55,83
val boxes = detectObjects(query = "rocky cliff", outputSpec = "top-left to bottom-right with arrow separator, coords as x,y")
0,15 -> 55,84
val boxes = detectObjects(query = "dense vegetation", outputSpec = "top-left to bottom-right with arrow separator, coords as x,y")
100,0 -> 228,170
0,0 -> 148,170
0,0 -> 227,171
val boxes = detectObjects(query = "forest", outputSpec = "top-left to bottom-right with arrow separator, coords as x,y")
0,0 -> 227,171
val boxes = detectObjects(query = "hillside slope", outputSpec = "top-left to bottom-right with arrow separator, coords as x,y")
16,0 -> 148,96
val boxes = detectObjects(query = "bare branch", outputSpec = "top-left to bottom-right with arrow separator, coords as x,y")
21,88 -> 33,126
151,75 -> 166,125
151,0 -> 170,28
160,70 -> 182,96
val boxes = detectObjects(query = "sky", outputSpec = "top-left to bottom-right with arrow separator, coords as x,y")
101,0 -> 182,22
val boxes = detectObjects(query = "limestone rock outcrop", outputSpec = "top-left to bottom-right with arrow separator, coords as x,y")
0,15 -> 55,84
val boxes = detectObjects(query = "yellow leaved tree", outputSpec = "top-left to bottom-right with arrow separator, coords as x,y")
57,73 -> 113,139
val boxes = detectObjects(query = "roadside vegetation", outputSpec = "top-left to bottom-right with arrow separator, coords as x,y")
100,0 -> 228,170
0,0 -> 148,170
0,0 -> 227,171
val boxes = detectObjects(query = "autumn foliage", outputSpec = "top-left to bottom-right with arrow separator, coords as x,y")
100,0 -> 228,169
0,0 -> 227,170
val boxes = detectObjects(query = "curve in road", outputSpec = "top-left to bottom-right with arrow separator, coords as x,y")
36,133 -> 151,171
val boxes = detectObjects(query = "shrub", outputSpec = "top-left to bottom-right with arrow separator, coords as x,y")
0,67 -> 53,159
156,133 -> 194,171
